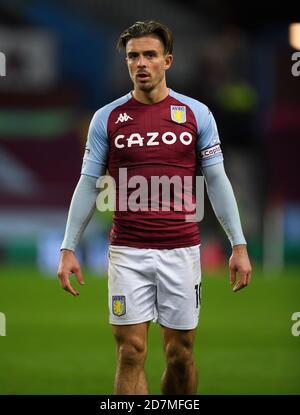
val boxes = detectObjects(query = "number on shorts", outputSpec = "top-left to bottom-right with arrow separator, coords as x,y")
195,282 -> 202,308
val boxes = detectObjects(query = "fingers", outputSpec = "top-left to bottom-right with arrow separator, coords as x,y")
233,271 -> 251,293
57,252 -> 84,296
230,268 -> 236,286
63,279 -> 79,297
233,280 -> 245,292
58,272 -> 79,296
246,272 -> 252,285
75,266 -> 85,286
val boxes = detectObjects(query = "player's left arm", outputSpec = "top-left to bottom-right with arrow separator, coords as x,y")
202,162 -> 252,292
196,103 -> 251,292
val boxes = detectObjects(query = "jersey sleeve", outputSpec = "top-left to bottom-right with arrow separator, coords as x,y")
196,104 -> 223,168
81,108 -> 109,178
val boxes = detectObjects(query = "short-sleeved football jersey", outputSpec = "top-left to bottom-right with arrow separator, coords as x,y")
82,89 -> 223,249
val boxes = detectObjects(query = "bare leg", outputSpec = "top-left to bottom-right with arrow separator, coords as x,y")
112,322 -> 150,394
160,326 -> 198,394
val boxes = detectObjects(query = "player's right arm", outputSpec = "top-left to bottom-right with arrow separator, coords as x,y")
57,108 -> 109,296
57,174 -> 102,296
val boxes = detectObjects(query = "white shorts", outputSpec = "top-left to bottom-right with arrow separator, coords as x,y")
108,244 -> 201,330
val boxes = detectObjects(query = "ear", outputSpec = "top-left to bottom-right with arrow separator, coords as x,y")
164,54 -> 173,70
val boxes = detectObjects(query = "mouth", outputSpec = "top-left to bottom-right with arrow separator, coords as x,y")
136,73 -> 150,81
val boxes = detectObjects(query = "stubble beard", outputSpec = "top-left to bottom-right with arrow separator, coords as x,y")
134,73 -> 164,93
138,82 -> 154,92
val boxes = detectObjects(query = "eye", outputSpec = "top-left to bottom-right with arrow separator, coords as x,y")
128,53 -> 138,59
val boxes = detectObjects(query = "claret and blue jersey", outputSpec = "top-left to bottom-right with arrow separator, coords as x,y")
82,89 -> 223,249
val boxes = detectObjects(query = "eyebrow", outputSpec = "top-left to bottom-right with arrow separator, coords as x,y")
127,50 -> 158,56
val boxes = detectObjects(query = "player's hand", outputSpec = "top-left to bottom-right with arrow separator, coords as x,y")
57,249 -> 85,296
229,244 -> 252,293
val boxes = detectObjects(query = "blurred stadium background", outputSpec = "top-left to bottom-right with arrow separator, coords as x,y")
0,0 -> 299,395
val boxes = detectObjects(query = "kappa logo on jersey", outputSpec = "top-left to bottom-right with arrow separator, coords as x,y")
171,105 -> 186,124
112,295 -> 126,317
115,113 -> 133,124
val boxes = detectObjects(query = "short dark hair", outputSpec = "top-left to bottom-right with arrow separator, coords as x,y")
117,20 -> 173,55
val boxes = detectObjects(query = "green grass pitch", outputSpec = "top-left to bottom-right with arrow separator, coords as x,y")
0,265 -> 299,395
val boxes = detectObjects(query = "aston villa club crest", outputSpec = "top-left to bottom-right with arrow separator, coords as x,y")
170,105 -> 186,124
112,295 -> 126,317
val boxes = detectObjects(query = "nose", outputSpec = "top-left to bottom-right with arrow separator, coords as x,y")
137,55 -> 146,67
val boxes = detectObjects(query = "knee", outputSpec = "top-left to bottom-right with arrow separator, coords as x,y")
117,336 -> 147,367
165,340 -> 194,371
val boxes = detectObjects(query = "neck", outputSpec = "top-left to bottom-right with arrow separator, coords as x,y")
133,82 -> 169,104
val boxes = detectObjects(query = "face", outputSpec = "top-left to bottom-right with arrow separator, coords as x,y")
125,35 -> 173,92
